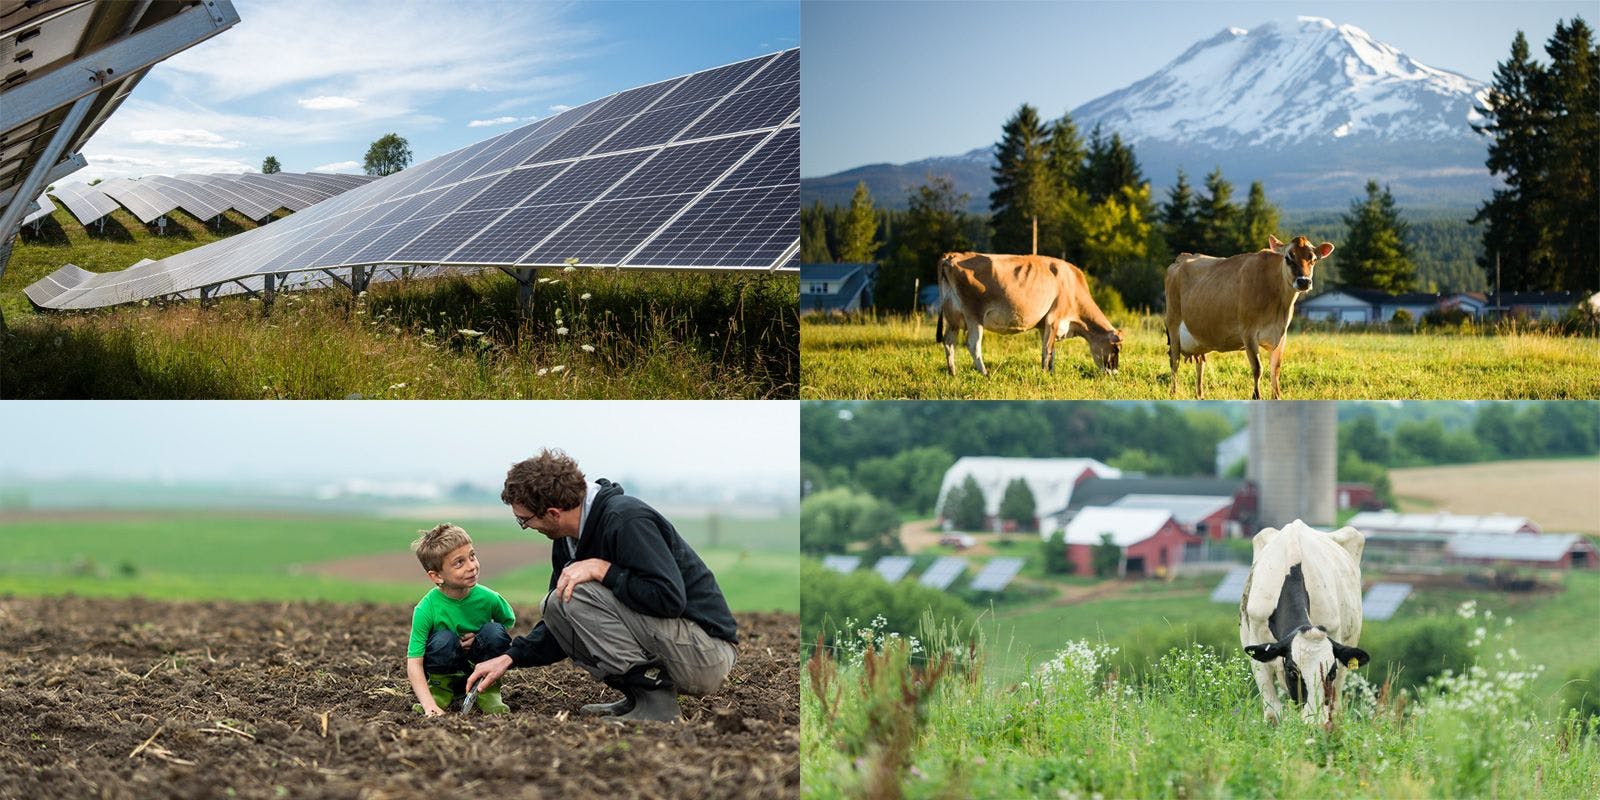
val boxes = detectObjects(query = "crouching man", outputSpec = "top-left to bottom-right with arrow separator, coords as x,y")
465,448 -> 739,722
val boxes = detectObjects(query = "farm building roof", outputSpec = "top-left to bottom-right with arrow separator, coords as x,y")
1058,506 -> 1177,547
938,457 -> 1120,520
1348,511 -> 1538,535
1110,494 -> 1234,526
1446,533 -> 1588,562
1057,477 -> 1247,517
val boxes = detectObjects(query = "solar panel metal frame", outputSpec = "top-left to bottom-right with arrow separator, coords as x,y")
873,556 -> 915,583
1210,566 -> 1252,603
968,557 -> 1026,592
21,193 -> 55,226
26,47 -> 799,310
918,557 -> 967,590
820,555 -> 861,575
1361,582 -> 1413,622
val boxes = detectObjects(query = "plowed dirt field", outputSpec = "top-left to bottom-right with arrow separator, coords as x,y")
0,596 -> 797,799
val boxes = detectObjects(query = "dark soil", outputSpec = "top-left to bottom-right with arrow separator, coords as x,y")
0,595 -> 797,799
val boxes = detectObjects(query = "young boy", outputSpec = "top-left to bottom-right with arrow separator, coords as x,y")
407,523 -> 515,715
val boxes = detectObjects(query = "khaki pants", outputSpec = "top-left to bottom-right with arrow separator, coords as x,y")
540,582 -> 736,696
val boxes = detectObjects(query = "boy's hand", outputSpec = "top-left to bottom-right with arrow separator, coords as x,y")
459,632 -> 476,651
557,558 -> 612,602
422,704 -> 445,718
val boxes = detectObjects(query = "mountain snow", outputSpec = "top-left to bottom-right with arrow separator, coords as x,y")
1071,16 -> 1489,149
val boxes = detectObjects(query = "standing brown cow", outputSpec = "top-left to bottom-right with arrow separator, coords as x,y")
936,252 -> 1121,376
1164,235 -> 1335,399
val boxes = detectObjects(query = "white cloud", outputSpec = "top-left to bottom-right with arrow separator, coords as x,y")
128,128 -> 244,149
312,160 -> 362,173
298,95 -> 363,111
467,116 -> 518,128
549,104 -> 574,113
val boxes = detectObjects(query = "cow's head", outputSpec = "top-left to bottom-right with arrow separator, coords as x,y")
1246,625 -> 1369,722
1270,235 -> 1335,293
1088,329 -> 1121,374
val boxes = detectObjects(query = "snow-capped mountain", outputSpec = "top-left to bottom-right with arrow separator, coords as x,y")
1073,16 -> 1488,150
802,17 -> 1496,211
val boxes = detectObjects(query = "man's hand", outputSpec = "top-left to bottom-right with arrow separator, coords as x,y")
556,558 -> 612,602
466,654 -> 512,694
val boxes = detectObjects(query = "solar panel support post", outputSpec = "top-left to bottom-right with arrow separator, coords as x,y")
0,93 -> 96,284
351,266 -> 371,296
199,284 -> 217,308
515,267 -> 537,314
262,272 -> 276,315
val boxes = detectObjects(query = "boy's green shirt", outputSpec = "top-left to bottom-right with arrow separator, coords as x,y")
407,585 -> 515,659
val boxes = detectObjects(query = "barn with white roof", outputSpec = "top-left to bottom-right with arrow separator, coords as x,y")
1347,510 -> 1541,536
936,457 -> 1120,531
1445,533 -> 1597,570
1055,506 -> 1196,578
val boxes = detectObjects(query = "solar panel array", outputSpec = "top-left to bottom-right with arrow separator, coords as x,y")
918,557 -> 967,590
968,557 -> 1026,592
820,555 -> 861,575
46,172 -> 379,227
1210,566 -> 1252,603
873,556 -> 915,583
1361,582 -> 1413,621
27,48 -> 799,310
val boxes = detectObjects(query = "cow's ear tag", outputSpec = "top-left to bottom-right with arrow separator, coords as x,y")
1348,658 -> 1360,669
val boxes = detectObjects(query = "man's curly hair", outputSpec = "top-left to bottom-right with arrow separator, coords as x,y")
502,448 -> 587,513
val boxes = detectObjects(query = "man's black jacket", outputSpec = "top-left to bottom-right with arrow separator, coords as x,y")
507,480 -> 739,667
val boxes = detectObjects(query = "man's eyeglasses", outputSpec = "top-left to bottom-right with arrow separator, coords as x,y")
515,512 -> 537,529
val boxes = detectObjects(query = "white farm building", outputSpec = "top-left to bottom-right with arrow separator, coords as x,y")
936,457 -> 1121,531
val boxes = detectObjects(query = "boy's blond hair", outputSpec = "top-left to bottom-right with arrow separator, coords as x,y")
412,523 -> 472,573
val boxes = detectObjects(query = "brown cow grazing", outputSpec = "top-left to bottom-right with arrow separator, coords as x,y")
1164,235 -> 1335,399
936,252 -> 1121,377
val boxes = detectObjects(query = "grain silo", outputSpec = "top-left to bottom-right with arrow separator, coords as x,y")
1247,402 -> 1337,527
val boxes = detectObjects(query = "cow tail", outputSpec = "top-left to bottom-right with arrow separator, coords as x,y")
934,259 -> 946,343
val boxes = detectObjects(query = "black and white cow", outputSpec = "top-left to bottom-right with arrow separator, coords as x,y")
1240,519 -> 1371,724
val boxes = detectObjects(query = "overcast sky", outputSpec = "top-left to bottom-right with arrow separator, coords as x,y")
0,401 -> 798,488
68,0 -> 796,183
801,0 -> 1596,176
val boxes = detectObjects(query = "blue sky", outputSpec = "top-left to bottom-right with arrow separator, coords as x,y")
0,401 -> 798,489
74,0 -> 797,182
801,0 -> 1596,176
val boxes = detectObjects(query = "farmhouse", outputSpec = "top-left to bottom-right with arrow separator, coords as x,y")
1108,493 -> 1236,540
936,457 -> 1120,531
1046,476 -> 1255,534
1054,506 -> 1197,578
800,262 -> 876,314
1297,288 -> 1581,324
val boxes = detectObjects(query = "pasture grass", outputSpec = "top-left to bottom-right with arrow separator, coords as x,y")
802,613 -> 1600,798
0,511 -> 798,612
2,209 -> 797,398
800,314 -> 1600,398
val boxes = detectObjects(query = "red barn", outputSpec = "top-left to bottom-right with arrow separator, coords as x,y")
1059,507 -> 1198,578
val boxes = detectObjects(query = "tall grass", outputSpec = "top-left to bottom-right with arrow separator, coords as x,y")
803,608 -> 1600,798
800,314 -> 1600,399
2,208 -> 797,398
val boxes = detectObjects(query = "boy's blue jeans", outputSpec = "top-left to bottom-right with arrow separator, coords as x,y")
423,621 -> 511,677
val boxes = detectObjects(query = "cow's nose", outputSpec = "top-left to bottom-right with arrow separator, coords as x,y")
1294,277 -> 1312,291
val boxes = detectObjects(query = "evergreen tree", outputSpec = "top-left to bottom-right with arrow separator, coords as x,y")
840,182 -> 879,263
1197,167 -> 1238,254
1535,18 -> 1599,291
1043,110 -> 1087,259
998,478 -> 1037,532
261,155 -> 281,174
947,474 -> 987,531
1340,180 -> 1417,292
990,104 -> 1059,254
1160,168 -> 1203,255
1473,31 -> 1550,290
877,176 -> 972,311
800,200 -> 833,263
1236,181 -> 1281,254
1091,532 -> 1122,578
1083,125 -> 1145,205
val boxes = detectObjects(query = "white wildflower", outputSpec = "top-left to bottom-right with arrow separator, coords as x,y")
580,293 -> 592,300
388,382 -> 407,390
1456,600 -> 1478,620
550,365 -> 565,373
537,367 -> 549,376
563,265 -> 576,273
556,326 -> 569,335
581,344 -> 595,353
457,328 -> 483,337
423,328 -> 435,335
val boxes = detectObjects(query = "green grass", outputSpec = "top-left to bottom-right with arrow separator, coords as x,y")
0,511 -> 798,612
803,623 -> 1600,798
2,208 -> 797,398
801,314 -> 1600,398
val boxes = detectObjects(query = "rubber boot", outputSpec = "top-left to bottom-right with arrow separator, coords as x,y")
475,683 -> 510,715
580,677 -> 636,716
412,673 -> 459,714
603,663 -> 680,723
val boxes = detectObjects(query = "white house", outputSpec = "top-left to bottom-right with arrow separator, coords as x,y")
937,456 -> 1121,529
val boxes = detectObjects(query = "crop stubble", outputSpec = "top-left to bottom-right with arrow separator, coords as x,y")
0,596 -> 797,799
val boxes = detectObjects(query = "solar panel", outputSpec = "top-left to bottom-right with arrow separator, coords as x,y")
27,47 -> 799,310
48,182 -> 122,225
1362,583 -> 1413,621
919,557 -> 967,590
21,194 -> 54,226
873,556 -> 915,583
1210,566 -> 1252,603
968,557 -> 1026,592
821,555 -> 861,575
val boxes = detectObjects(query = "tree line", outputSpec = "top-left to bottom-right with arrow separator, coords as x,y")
257,133 -> 414,177
1472,17 -> 1597,292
